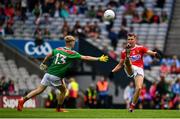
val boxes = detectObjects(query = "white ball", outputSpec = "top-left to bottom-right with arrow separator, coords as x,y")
104,9 -> 115,21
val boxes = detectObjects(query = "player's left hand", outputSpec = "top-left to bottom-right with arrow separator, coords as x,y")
40,63 -> 48,71
155,52 -> 161,59
99,55 -> 108,62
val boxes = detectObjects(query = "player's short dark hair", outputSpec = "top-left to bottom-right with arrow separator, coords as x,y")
127,33 -> 137,38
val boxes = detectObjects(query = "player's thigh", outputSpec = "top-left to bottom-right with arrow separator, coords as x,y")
124,65 -> 134,78
134,74 -> 144,89
48,74 -> 62,87
133,66 -> 144,78
41,73 -> 51,86
124,63 -> 133,72
36,84 -> 47,92
124,57 -> 132,66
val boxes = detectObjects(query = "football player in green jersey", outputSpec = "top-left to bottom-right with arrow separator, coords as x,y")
17,35 -> 108,112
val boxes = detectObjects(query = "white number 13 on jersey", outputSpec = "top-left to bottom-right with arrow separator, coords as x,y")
55,53 -> 67,64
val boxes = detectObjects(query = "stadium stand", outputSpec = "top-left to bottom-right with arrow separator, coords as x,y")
0,0 -> 173,60
165,0 -> 180,56
1,0 -> 173,52
0,51 -> 41,95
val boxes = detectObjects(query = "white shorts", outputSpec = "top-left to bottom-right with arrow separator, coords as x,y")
41,73 -> 62,87
124,65 -> 144,78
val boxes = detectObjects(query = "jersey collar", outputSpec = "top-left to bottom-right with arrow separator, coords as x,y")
64,47 -> 72,50
131,44 -> 137,50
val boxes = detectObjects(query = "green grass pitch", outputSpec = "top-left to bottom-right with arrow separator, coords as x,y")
0,108 -> 179,118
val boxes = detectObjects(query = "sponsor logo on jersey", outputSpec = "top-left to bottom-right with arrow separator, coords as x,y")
24,41 -> 52,56
130,54 -> 141,61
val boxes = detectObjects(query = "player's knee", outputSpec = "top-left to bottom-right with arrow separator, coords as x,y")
135,87 -> 142,92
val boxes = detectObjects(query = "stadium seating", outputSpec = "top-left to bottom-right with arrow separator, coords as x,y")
1,0 -> 175,86
3,0 -> 173,56
0,52 -> 41,95
84,0 -> 173,60
6,0 -> 172,61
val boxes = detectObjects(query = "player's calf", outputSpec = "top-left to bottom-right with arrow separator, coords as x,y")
56,84 -> 68,112
130,79 -> 143,112
124,44 -> 134,77
59,84 -> 67,95
129,89 -> 140,112
124,58 -> 134,77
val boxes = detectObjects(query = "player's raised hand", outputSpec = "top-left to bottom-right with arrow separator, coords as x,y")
99,55 -> 109,62
40,63 -> 48,71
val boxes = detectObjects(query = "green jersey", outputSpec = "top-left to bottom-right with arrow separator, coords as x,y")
47,47 -> 81,77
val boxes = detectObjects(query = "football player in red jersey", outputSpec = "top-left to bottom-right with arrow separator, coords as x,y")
109,33 -> 161,112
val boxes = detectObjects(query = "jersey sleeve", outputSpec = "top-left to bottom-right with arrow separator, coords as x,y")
52,49 -> 56,56
141,46 -> 148,54
72,52 -> 82,59
76,52 -> 82,59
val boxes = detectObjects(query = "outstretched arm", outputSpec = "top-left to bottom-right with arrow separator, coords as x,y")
112,59 -> 124,73
146,50 -> 156,57
109,59 -> 124,79
81,56 -> 99,61
146,50 -> 161,58
80,55 -> 108,62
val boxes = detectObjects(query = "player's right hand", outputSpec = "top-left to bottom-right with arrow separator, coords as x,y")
40,63 -> 47,71
99,55 -> 108,62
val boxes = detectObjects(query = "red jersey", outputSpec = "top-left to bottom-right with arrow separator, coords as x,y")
121,45 -> 148,68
